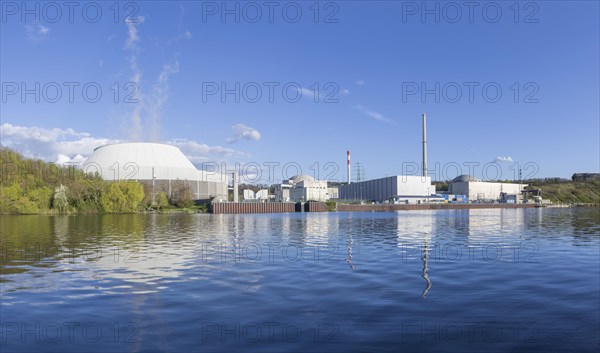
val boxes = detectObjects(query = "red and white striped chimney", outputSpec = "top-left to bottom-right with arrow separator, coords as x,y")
347,150 -> 351,184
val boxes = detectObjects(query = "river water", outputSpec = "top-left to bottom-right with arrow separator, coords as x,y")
1,208 -> 598,352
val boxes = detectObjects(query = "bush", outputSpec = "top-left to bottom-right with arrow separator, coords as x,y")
100,181 -> 145,213
325,200 -> 337,212
157,191 -> 170,209
0,183 -> 52,214
170,181 -> 194,208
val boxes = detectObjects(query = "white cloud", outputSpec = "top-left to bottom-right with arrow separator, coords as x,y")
38,25 -> 50,35
25,24 -> 50,42
1,123 -> 247,166
0,123 -> 116,164
355,80 -> 365,86
56,154 -> 87,165
169,138 -> 247,164
353,105 -> 394,124
342,89 -> 350,95
494,156 -> 514,163
98,59 -> 104,67
227,124 -> 262,143
297,87 -> 319,101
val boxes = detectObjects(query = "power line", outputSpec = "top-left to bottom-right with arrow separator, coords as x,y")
353,162 -> 365,183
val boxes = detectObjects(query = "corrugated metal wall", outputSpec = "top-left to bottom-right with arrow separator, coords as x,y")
211,203 -> 297,214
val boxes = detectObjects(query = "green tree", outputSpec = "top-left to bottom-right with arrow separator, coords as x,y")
170,181 -> 194,208
25,187 -> 53,213
100,181 -> 145,213
0,183 -> 23,213
53,184 -> 69,213
0,183 -> 52,214
156,191 -> 169,209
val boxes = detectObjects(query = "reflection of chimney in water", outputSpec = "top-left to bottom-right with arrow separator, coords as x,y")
422,235 -> 432,298
346,231 -> 355,271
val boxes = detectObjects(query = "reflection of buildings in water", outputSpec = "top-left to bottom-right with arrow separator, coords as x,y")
395,211 -> 435,297
464,208 -> 525,242
304,213 -> 336,245
274,213 -> 337,247
396,210 -> 436,246
209,212 -> 335,257
87,214 -> 205,285
396,211 -> 440,298
90,243 -> 195,285
395,211 -> 435,244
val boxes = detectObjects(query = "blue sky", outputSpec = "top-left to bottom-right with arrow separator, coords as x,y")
1,1 -> 598,183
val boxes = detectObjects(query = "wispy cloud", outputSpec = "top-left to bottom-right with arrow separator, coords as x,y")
168,5 -> 193,45
25,24 -> 50,42
227,124 -> 262,143
125,17 -> 144,50
353,105 -> 394,124
0,123 -> 248,166
124,16 -> 145,141
148,60 -> 180,141
341,89 -> 350,95
494,156 -> 514,163
355,80 -> 365,86
122,16 -> 182,142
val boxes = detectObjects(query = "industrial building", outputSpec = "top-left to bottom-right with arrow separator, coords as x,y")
448,175 -> 526,202
328,186 -> 339,199
274,175 -> 331,202
243,189 -> 270,201
273,183 -> 292,202
83,142 -> 228,200
338,175 -> 436,203
338,113 -> 435,204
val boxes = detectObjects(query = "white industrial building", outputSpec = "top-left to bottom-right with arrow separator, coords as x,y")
338,176 -> 436,203
328,187 -> 339,200
273,183 -> 292,202
83,142 -> 228,200
274,175 -> 331,202
448,175 -> 526,202
243,189 -> 271,201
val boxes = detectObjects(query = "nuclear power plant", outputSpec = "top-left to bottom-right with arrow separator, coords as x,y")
81,113 -> 527,207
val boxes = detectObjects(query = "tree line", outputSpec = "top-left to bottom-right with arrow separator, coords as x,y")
0,148 -> 196,214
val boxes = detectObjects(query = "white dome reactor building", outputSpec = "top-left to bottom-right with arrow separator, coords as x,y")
83,143 -> 228,200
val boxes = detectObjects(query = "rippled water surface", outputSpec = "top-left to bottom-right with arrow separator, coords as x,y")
1,208 -> 599,352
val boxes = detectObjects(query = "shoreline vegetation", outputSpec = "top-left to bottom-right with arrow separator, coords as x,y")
1,148 -> 598,215
0,148 -> 204,215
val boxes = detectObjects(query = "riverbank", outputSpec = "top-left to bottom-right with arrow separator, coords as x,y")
210,201 -> 547,214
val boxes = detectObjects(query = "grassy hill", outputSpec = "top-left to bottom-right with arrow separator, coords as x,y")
433,178 -> 599,206
525,179 -> 600,205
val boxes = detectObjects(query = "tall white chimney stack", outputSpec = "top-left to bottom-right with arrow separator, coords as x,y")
422,113 -> 428,178
347,150 -> 351,184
